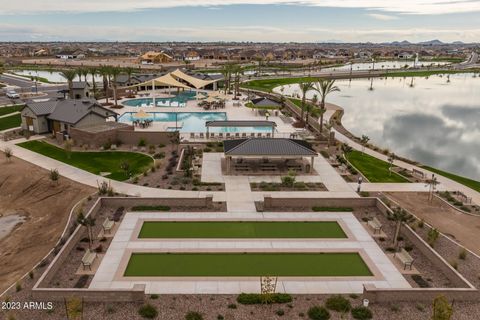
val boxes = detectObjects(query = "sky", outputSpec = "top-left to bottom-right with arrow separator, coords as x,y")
1,0 -> 480,42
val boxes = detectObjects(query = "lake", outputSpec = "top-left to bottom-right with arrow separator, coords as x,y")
275,73 -> 480,180
323,60 -> 450,72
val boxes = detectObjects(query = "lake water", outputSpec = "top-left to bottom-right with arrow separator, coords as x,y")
14,70 -> 103,83
275,73 -> 480,180
324,60 -> 450,72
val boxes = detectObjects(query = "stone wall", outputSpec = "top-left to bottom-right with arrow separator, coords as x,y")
363,284 -> 478,303
32,285 -> 146,302
101,196 -> 214,209
263,196 -> 377,210
116,130 -> 178,146
69,125 -> 134,148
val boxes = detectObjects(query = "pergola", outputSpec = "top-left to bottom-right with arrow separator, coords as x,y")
205,120 -> 277,138
223,138 -> 318,174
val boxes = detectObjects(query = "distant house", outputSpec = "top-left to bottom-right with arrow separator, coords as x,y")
139,51 -> 174,64
21,99 -> 117,134
71,82 -> 92,99
184,51 -> 200,61
55,52 -> 84,59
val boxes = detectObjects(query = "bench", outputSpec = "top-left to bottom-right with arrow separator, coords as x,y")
367,217 -> 382,234
102,217 -> 115,234
81,250 -> 97,270
394,248 -> 415,270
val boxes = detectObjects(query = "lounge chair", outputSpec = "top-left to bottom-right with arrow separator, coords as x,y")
199,132 -> 204,139
235,133 -> 240,138
226,133 -> 231,139
242,133 -> 247,138
250,133 -> 255,138
190,132 -> 195,139
257,133 -> 263,137
210,132 -> 215,139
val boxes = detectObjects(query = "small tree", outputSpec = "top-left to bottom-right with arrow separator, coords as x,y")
360,135 -> 370,154
432,295 -> 453,320
4,147 -> 12,162
387,153 -> 396,176
341,143 -> 353,156
391,207 -> 412,248
281,170 -> 296,188
76,211 -> 96,250
49,169 -> 60,185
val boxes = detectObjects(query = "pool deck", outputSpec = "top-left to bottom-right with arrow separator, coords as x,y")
89,211 -> 410,294
114,93 -> 298,137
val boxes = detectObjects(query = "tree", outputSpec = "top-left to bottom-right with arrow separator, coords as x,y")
109,67 -> 122,106
230,64 -> 243,99
60,69 -> 77,99
387,153 -> 396,176
4,147 -> 12,162
76,211 -> 96,250
49,168 -> 60,185
281,171 -> 296,188
314,79 -> 340,134
88,67 -> 98,96
432,295 -> 453,320
360,135 -> 370,154
220,64 -> 231,94
298,81 -> 315,126
99,65 -> 111,104
124,67 -> 135,86
391,207 -> 412,248
305,93 -> 319,128
0,60 -> 4,74
64,140 -> 73,159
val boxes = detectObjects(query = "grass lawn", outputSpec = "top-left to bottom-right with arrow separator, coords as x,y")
138,221 -> 346,239
0,105 -> 24,117
346,150 -> 409,183
124,252 -> 372,277
241,77 -> 318,92
0,114 -> 21,131
422,165 -> 480,193
17,140 -> 153,181
384,69 -> 479,78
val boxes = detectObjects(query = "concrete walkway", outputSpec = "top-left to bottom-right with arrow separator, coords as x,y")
333,129 -> 480,205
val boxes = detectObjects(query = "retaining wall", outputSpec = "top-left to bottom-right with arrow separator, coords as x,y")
263,196 -> 377,209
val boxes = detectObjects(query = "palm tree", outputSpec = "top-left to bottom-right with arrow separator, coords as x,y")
387,153 -> 396,176
314,79 -> 340,134
220,64 -> 231,94
305,93 -> 318,128
298,81 -> 315,126
231,64 -> 243,99
360,135 -> 370,154
109,67 -> 122,107
391,207 -> 412,248
88,67 -> 98,96
124,67 -> 135,86
99,66 -> 111,104
60,69 -> 77,99
75,67 -> 84,82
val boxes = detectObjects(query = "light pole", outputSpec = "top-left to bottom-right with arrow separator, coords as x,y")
357,176 -> 363,192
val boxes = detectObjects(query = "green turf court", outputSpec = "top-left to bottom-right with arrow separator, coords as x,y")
124,252 -> 373,277
138,221 -> 347,239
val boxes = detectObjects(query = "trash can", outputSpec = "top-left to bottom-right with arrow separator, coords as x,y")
363,299 -> 369,307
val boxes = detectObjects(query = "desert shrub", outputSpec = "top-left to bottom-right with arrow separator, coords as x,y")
138,138 -> 147,147
411,274 -> 430,288
459,249 -> 467,260
153,152 -> 165,159
325,295 -> 351,312
227,303 -> 237,309
308,306 -> 330,320
138,304 -> 158,319
150,294 -> 159,299
131,205 -> 171,211
351,306 -> 372,320
276,309 -> 285,316
185,311 -> 203,320
237,293 -> 292,305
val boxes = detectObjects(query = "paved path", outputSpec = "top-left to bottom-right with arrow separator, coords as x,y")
333,129 -> 480,205
353,182 -> 448,193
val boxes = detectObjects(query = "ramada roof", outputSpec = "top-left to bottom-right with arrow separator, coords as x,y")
224,138 -> 317,157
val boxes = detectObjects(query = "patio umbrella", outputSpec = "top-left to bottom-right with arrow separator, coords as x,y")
195,92 -> 207,100
205,96 -> 217,103
133,109 -> 150,119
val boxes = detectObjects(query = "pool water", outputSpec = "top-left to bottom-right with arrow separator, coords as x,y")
118,111 -> 272,133
122,91 -> 197,107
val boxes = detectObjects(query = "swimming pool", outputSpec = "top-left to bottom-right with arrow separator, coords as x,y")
118,112 -> 273,133
122,91 -> 197,107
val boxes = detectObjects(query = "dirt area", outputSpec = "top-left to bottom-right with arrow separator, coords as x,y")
385,192 -> 480,256
0,152 -> 95,293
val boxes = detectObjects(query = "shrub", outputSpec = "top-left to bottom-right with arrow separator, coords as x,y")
131,205 -> 171,211
459,249 -> 467,260
227,303 -> 237,309
138,304 -> 158,319
28,271 -> 34,279
185,311 -> 203,320
351,306 -> 372,320
325,295 -> 351,312
307,306 -> 330,320
153,152 -> 165,159
217,315 -> 224,320
150,294 -> 159,299
411,274 -> 430,288
449,259 -> 458,270
138,138 -> 147,147
276,309 -> 285,316
281,175 -> 295,188
237,293 -> 292,305
15,282 -> 22,292
418,219 -> 424,228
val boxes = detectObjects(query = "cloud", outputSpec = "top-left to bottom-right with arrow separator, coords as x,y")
367,13 -> 399,20
1,0 -> 480,15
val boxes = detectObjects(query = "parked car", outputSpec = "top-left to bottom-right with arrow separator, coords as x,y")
6,90 -> 19,99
